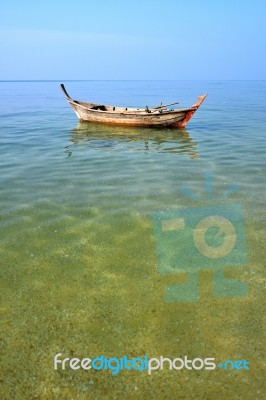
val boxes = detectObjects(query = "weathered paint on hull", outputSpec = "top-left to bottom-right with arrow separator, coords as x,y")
70,102 -> 188,127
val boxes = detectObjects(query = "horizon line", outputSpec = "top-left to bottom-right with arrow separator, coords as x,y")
0,79 -> 265,82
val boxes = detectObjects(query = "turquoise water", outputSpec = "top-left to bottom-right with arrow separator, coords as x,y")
0,81 -> 265,399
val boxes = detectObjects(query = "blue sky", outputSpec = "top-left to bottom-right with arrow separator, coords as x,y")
0,0 -> 265,80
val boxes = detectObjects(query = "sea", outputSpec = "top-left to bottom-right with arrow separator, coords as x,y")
0,80 -> 265,399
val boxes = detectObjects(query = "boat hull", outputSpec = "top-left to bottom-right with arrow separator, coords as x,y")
70,102 -> 191,127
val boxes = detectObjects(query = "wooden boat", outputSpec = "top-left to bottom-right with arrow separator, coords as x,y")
60,84 -> 207,128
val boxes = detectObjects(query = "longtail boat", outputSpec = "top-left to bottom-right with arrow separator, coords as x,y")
60,84 -> 207,128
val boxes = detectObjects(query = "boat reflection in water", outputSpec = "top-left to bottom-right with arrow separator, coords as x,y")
65,122 -> 199,159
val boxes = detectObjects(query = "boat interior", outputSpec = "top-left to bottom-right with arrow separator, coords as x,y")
73,100 -> 168,114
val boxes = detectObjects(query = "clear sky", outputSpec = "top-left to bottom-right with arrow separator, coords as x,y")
0,0 -> 265,80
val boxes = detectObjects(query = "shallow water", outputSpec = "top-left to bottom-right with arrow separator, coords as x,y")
0,81 -> 265,399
